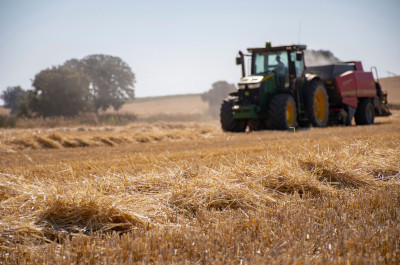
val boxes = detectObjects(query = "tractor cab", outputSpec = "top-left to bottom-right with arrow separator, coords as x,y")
237,43 -> 306,92
253,50 -> 289,89
233,43 -> 307,123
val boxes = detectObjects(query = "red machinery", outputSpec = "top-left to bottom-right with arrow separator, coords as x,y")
307,61 -> 391,125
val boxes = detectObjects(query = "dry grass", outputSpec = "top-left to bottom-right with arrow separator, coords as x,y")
380,76 -> 400,106
116,95 -> 209,119
0,122 -> 218,151
8,113 -> 139,128
1,103 -> 400,264
0,107 -> 10,115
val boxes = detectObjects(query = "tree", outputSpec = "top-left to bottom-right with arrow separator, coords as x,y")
29,66 -> 90,117
64,54 -> 135,112
202,81 -> 237,118
1,86 -> 27,114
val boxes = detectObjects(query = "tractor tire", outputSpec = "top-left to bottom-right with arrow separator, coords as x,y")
355,99 -> 375,125
304,79 -> 329,127
268,94 -> 297,130
220,97 -> 247,132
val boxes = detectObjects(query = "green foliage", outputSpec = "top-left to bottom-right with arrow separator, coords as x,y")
201,81 -> 237,117
64,54 -> 135,112
29,66 -> 90,117
15,94 -> 33,118
1,86 -> 27,114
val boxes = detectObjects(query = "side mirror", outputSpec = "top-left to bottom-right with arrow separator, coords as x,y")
296,52 -> 303,61
236,57 -> 242,65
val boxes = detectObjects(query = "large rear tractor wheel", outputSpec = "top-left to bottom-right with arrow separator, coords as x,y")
355,99 -> 375,125
220,97 -> 247,132
304,79 -> 329,127
268,94 -> 297,130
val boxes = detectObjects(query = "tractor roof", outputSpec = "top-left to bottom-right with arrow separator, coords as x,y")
247,44 -> 307,53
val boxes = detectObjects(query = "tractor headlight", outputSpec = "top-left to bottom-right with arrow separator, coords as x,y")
238,84 -> 245,89
248,83 -> 261,89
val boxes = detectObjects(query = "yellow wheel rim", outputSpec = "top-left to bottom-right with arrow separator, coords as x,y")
286,102 -> 295,126
314,91 -> 326,121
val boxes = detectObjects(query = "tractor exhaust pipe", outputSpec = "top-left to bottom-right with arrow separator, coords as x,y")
236,51 -> 246,77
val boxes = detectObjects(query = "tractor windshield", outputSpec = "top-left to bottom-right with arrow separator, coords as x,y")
252,51 -> 288,76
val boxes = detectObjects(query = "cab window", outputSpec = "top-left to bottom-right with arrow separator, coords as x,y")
253,51 -> 288,75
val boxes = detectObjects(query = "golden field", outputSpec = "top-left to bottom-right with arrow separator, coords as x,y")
0,76 -> 399,264
380,76 -> 400,106
1,107 -> 400,264
117,95 -> 209,121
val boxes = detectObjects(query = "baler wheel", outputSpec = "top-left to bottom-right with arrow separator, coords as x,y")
268,94 -> 297,130
220,97 -> 247,132
355,99 -> 375,125
305,80 -> 329,127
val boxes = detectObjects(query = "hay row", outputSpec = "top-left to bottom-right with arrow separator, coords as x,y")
1,138 -> 398,247
1,126 -> 216,150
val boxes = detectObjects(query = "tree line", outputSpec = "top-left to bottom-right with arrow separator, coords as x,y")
2,53 -> 236,120
1,54 -> 135,117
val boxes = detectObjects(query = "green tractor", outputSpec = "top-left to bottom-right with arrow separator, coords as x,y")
220,42 -> 390,132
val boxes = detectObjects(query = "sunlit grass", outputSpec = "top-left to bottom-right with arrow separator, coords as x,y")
0,112 -> 399,264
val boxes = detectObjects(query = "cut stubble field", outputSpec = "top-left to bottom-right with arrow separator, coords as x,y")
1,75 -> 400,264
1,109 -> 400,264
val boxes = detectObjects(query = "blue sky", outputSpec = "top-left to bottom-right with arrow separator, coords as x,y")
0,0 -> 399,101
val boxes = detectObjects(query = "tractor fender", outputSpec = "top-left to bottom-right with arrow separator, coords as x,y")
305,73 -> 320,82
304,73 -> 322,90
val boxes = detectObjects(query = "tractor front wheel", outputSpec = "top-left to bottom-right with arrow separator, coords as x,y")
304,79 -> 329,127
355,99 -> 375,125
220,97 -> 247,132
268,94 -> 297,130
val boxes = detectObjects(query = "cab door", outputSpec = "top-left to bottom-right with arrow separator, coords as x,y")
289,51 -> 305,90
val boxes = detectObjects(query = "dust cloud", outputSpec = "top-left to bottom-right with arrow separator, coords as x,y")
304,50 -> 341,66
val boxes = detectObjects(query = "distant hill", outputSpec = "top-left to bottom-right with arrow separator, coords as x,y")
115,94 -> 210,121
129,93 -> 202,103
0,106 -> 10,115
380,76 -> 400,107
